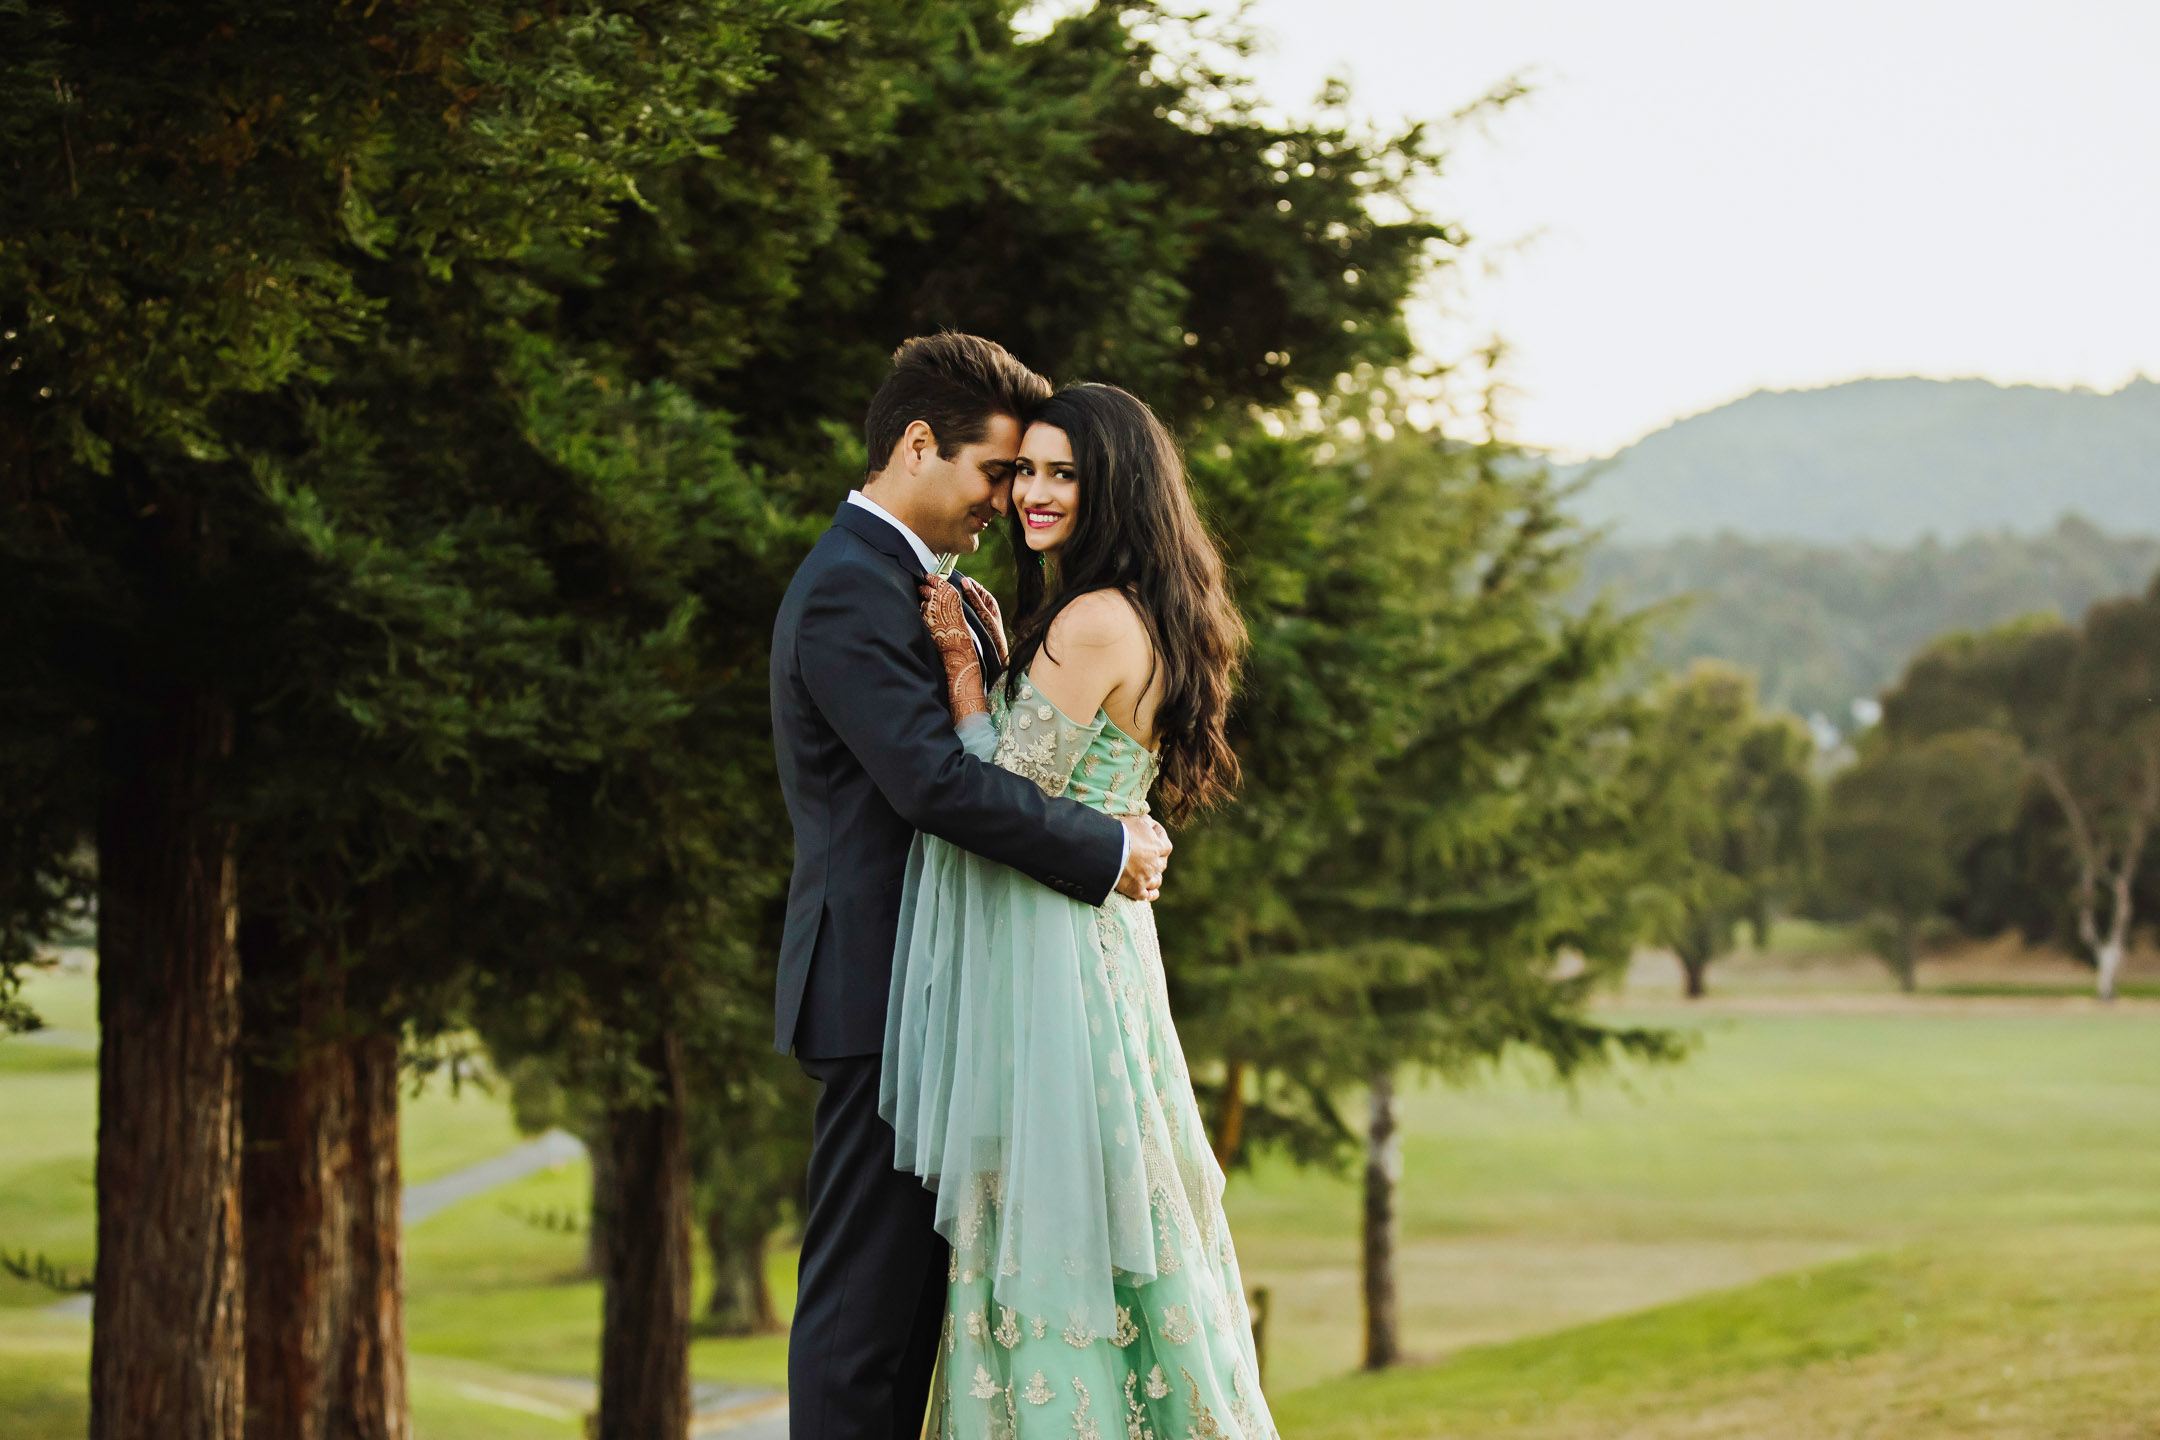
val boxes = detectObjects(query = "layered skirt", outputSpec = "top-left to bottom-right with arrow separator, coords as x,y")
882,835 -> 1277,1440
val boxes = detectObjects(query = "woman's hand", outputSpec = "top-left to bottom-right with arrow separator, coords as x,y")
920,576 -> 988,726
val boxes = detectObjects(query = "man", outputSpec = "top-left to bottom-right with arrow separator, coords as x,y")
770,333 -> 1173,1440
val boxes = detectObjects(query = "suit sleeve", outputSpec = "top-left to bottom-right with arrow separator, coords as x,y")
796,562 -> 1126,906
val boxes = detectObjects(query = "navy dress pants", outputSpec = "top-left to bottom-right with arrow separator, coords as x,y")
790,1054 -> 949,1440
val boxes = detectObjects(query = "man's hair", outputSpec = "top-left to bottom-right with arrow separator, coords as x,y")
863,333 -> 1051,475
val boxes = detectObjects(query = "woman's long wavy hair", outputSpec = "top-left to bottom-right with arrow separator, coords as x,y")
1003,384 -> 1247,825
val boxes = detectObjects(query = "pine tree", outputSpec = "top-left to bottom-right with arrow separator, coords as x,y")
0,6 -> 779,1435
1158,432 -> 1685,1365
490,4 -> 1469,1421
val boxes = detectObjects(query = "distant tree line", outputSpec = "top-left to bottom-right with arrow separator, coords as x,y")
1620,575 -> 2160,1005
1817,585 -> 2160,999
1581,516 -> 2160,723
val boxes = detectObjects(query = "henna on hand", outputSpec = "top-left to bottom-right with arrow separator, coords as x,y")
920,577 -> 989,726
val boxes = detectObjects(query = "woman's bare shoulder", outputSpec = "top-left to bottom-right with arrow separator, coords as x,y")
1045,587 -> 1149,652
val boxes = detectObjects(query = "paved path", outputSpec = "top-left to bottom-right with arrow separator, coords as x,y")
44,1128 -> 587,1318
14,1027 -> 95,1050
403,1128 -> 585,1226
434,1372 -> 787,1434
687,1383 -> 788,1437
700,1401 -> 788,1438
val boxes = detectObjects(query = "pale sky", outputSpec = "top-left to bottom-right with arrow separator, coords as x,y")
1235,0 -> 2160,458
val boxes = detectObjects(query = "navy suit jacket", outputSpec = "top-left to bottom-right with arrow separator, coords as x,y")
769,503 -> 1126,1058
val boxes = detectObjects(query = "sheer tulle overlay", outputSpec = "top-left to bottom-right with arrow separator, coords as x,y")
882,677 -> 1278,1440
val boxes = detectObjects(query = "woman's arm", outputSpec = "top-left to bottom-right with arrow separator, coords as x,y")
920,576 -> 997,758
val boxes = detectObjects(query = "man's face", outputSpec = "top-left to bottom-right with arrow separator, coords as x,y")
917,413 -> 1020,555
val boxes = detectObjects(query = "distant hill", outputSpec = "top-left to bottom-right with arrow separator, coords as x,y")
1581,517 -> 2160,725
1567,376 -> 2160,544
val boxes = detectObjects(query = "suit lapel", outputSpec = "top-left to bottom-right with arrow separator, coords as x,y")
829,501 -> 1005,683
830,501 -> 924,580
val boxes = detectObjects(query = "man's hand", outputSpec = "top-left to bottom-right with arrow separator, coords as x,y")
1115,816 -> 1172,902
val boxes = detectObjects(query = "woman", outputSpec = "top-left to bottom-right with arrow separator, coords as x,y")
881,384 -> 1274,1440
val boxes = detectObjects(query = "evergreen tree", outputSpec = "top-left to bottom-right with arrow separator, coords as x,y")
494,2 -> 1468,1416
1159,431 -> 1685,1367
0,6 -> 779,1435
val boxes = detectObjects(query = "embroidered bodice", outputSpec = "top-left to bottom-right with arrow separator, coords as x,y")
990,671 -> 1159,818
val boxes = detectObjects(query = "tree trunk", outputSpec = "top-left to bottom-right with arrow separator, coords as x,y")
1213,1058 -> 1248,1169
2094,813 -> 2148,1002
2095,938 -> 2125,1002
1679,907 -> 1726,999
597,1028 -> 693,1440
241,924 -> 351,1440
2094,861 -> 2131,1002
93,685 -> 245,1440
584,1116 -> 619,1281
240,931 -> 410,1440
702,1205 -> 779,1335
1748,898 -> 1773,951
338,1033 -> 410,1440
1895,918 -> 1918,994
2034,754 -> 2148,1005
1361,1070 -> 1401,1371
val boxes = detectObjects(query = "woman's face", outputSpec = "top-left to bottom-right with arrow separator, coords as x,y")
1012,423 -> 1080,554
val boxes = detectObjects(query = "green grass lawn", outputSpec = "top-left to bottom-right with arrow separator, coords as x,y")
1274,1227 -> 2160,1440
6,957 -> 2160,1439
0,1312 -> 86,1440
0,969 -> 98,1312
1929,980 -> 2160,1000
1,967 -> 544,1306
1229,1006 -> 2160,1391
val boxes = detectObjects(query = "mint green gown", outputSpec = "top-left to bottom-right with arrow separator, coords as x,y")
881,673 -> 1278,1440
